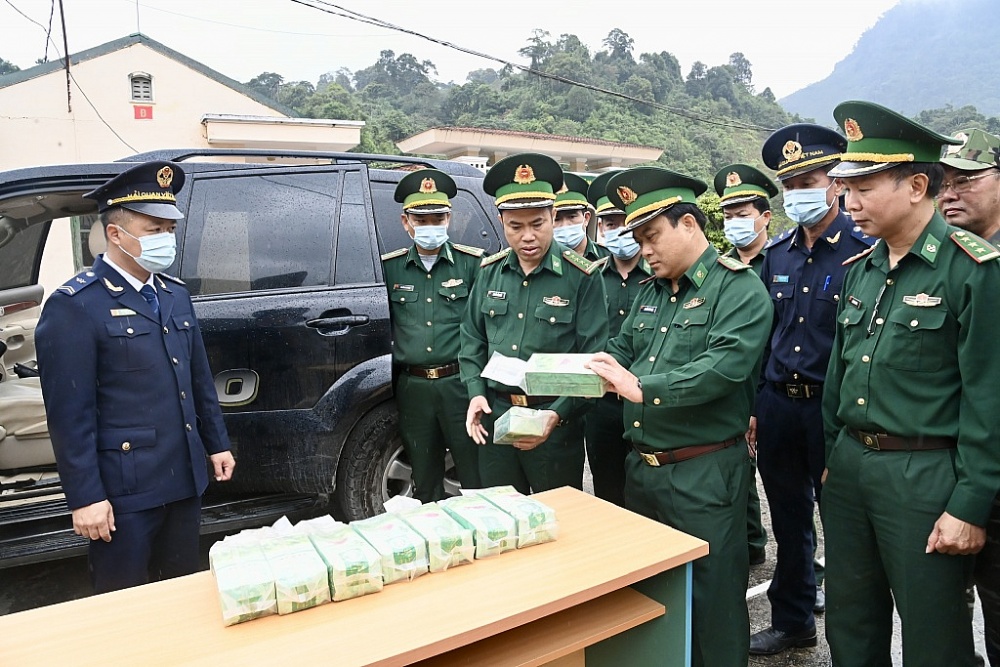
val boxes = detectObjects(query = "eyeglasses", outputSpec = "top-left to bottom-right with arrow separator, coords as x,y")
937,169 -> 1000,196
866,283 -> 888,337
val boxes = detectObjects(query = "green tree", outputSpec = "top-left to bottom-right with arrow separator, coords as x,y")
728,52 -> 754,93
0,57 -> 20,75
602,28 -> 635,63
518,29 -> 552,70
245,72 -> 284,100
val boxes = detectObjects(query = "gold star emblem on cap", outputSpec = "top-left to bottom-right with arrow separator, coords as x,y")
782,141 -> 803,162
513,164 -> 536,185
725,172 -> 742,187
844,118 -> 864,142
419,177 -> 437,194
156,166 -> 173,188
617,185 -> 638,206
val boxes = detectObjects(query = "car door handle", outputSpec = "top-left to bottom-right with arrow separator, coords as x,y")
306,315 -> 370,336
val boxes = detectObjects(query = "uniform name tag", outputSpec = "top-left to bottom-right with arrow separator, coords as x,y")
542,296 -> 569,307
393,284 -> 414,291
639,305 -> 657,314
848,295 -> 863,309
110,308 -> 137,317
488,290 -> 507,300
772,275 -> 790,283
901,293 -> 942,307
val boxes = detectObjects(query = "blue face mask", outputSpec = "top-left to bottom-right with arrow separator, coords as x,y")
553,223 -> 587,249
115,225 -> 177,273
602,228 -> 641,260
723,215 -> 762,248
783,183 -> 834,227
412,225 -> 449,251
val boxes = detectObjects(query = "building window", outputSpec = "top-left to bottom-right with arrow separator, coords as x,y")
129,72 -> 153,102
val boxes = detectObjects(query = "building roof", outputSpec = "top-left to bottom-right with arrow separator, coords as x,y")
0,33 -> 296,117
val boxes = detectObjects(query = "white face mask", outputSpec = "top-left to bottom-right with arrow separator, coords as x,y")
784,182 -> 835,227
114,225 -> 177,273
723,214 -> 763,248
411,225 -> 449,250
602,228 -> 641,259
553,223 -> 587,249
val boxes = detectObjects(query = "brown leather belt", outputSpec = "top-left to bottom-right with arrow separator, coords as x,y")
773,382 -> 823,399
633,438 -> 740,466
405,362 -> 459,380
496,392 -> 558,407
847,428 -> 957,452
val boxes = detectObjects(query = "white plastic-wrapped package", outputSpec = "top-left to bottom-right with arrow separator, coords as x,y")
397,503 -> 475,572
351,513 -> 429,585
259,532 -> 332,615
439,494 -> 517,558
298,521 -> 384,602
209,539 -> 277,626
474,486 -> 559,548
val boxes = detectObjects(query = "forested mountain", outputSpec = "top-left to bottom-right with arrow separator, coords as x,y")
781,0 -> 1000,121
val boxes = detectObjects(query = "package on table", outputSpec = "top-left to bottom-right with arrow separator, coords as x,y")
209,539 -> 277,626
398,502 -> 476,572
439,494 -> 518,558
351,513 -> 430,584
295,517 -> 384,602
259,531 -> 332,614
474,486 -> 559,548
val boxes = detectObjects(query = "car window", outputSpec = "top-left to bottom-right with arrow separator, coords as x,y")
181,172 -> 340,296
336,171 -> 377,285
0,221 -> 46,290
370,181 -> 495,254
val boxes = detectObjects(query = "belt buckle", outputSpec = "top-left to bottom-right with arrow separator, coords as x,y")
786,383 -> 802,398
425,367 -> 440,379
640,451 -> 661,467
511,394 -> 528,407
861,432 -> 880,450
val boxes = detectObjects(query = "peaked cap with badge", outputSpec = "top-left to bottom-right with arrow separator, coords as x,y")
829,100 -> 962,178
483,153 -> 564,210
762,123 -> 847,181
605,167 -> 707,231
84,160 -> 186,220
713,163 -> 779,208
553,172 -> 592,212
940,128 -> 1000,172
394,168 -> 457,214
587,170 -> 625,217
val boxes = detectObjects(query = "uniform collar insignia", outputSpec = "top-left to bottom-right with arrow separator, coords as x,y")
690,262 -> 708,288
825,230 -> 842,244
103,277 -> 124,292
902,293 -> 942,307
682,297 -> 705,309
920,233 -> 941,264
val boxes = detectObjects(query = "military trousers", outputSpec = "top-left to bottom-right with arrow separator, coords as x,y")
624,442 -> 752,667
583,394 -> 629,507
975,498 -> 1000,667
747,460 -> 768,560
479,396 -> 585,495
756,384 -> 825,632
822,429 -> 977,667
396,373 -> 481,502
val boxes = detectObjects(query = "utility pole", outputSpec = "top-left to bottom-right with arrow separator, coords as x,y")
58,0 -> 70,113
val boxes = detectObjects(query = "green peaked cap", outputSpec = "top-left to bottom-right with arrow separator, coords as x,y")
587,170 -> 625,216
394,169 -> 457,213
713,163 -> 778,207
940,128 -> 1000,171
553,172 -> 591,211
483,153 -> 563,210
606,167 -> 707,231
829,100 -> 963,177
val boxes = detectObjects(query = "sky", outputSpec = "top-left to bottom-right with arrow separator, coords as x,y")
0,0 -> 911,99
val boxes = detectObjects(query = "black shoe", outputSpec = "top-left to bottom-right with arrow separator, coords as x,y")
749,626 -> 818,655
750,547 -> 766,566
813,587 -> 826,614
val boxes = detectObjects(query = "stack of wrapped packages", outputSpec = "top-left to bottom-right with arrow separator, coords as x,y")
209,486 -> 559,626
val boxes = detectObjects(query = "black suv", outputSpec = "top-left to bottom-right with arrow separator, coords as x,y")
0,149 -> 502,567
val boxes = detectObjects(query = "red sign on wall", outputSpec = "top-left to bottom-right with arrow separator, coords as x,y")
133,105 -> 153,120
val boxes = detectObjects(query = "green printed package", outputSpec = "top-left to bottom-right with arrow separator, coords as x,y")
398,503 -> 475,572
208,540 -> 277,626
493,406 -> 549,444
475,486 -> 559,548
351,514 -> 429,585
439,494 -> 517,558
259,533 -> 332,615
302,524 -> 384,601
523,353 -> 607,397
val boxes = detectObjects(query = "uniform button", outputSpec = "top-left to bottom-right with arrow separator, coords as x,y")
802,286 -> 810,293
518,312 -> 524,319
648,356 -> 655,362
185,424 -> 192,432
633,421 -> 641,428
549,316 -> 556,323
86,271 -> 95,276
660,326 -> 667,333
875,317 -> 884,325
427,298 -> 433,303
834,295 -> 840,301
426,321 -> 432,326
400,297 -> 406,303
639,322 -> 645,328
522,280 -> 529,287
862,355 -> 870,363
857,398 -> 865,405
426,274 -> 432,279
489,309 -> 495,316
184,321 -> 190,326
621,282 -> 627,288
427,347 -> 432,352
619,309 -> 625,316
450,293 -> 456,299
163,327 -> 169,334
683,319 -> 689,325
512,344 -> 518,351
121,441 -> 131,451
794,345 -> 801,352
670,296 -> 677,303
793,373 -> 800,380
776,292 -> 783,298
181,391 -> 187,399
798,316 -> 805,323
653,398 -> 661,405
910,319 -> 918,327
126,327 -> 134,334
172,357 -> 179,365
843,316 -> 850,324
807,258 -> 813,264
886,278 -> 894,285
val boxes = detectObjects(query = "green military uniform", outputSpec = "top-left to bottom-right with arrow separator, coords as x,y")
724,245 -> 766,275
384,169 -> 484,502
604,168 -> 772,667
822,101 -> 1000,667
459,154 -> 609,494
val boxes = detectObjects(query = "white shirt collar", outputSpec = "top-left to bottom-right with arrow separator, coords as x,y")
101,253 -> 155,293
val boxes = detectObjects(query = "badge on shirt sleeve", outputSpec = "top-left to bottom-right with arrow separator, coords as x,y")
487,290 -> 507,300
542,296 -> 569,307
682,297 -> 705,309
639,305 -> 657,314
110,308 -> 137,317
901,293 -> 942,307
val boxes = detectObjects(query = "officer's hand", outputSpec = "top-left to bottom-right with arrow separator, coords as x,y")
821,467 -> 829,485
72,500 -> 115,542
512,410 -> 561,451
210,451 -> 236,482
466,395 -> 492,445
746,416 -> 758,458
586,353 -> 642,403
926,512 -> 986,555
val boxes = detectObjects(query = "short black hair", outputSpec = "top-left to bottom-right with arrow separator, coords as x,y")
663,202 -> 708,230
724,197 -> 771,216
101,208 -> 127,239
891,163 -> 944,199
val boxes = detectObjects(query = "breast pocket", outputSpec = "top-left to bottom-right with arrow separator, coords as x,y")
97,426 -> 157,496
481,298 -> 508,343
437,284 -> 470,324
171,313 -> 195,354
769,282 -> 795,318
104,320 -> 159,372
389,288 -> 420,327
667,309 -> 710,363
883,306 -> 949,372
533,302 -> 574,329
812,291 -> 841,332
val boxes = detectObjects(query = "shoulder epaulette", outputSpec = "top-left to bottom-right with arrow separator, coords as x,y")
842,240 -> 879,266
589,256 -> 610,273
158,272 -> 186,286
380,247 -> 408,261
764,228 -> 794,250
851,225 -> 875,245
639,275 -> 656,285
481,247 -> 511,267
451,243 -> 486,257
951,231 -> 1000,263
54,270 -> 100,297
563,248 -> 601,275
717,255 -> 751,272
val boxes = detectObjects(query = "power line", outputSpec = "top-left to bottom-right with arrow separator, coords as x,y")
289,0 -> 776,133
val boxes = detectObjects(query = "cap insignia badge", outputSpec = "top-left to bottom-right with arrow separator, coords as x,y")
513,164 -> 536,185
419,178 -> 437,194
725,172 -> 741,187
556,183 -> 568,194
844,118 -> 864,142
617,185 -> 638,206
156,166 -> 174,188
782,141 -> 803,162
